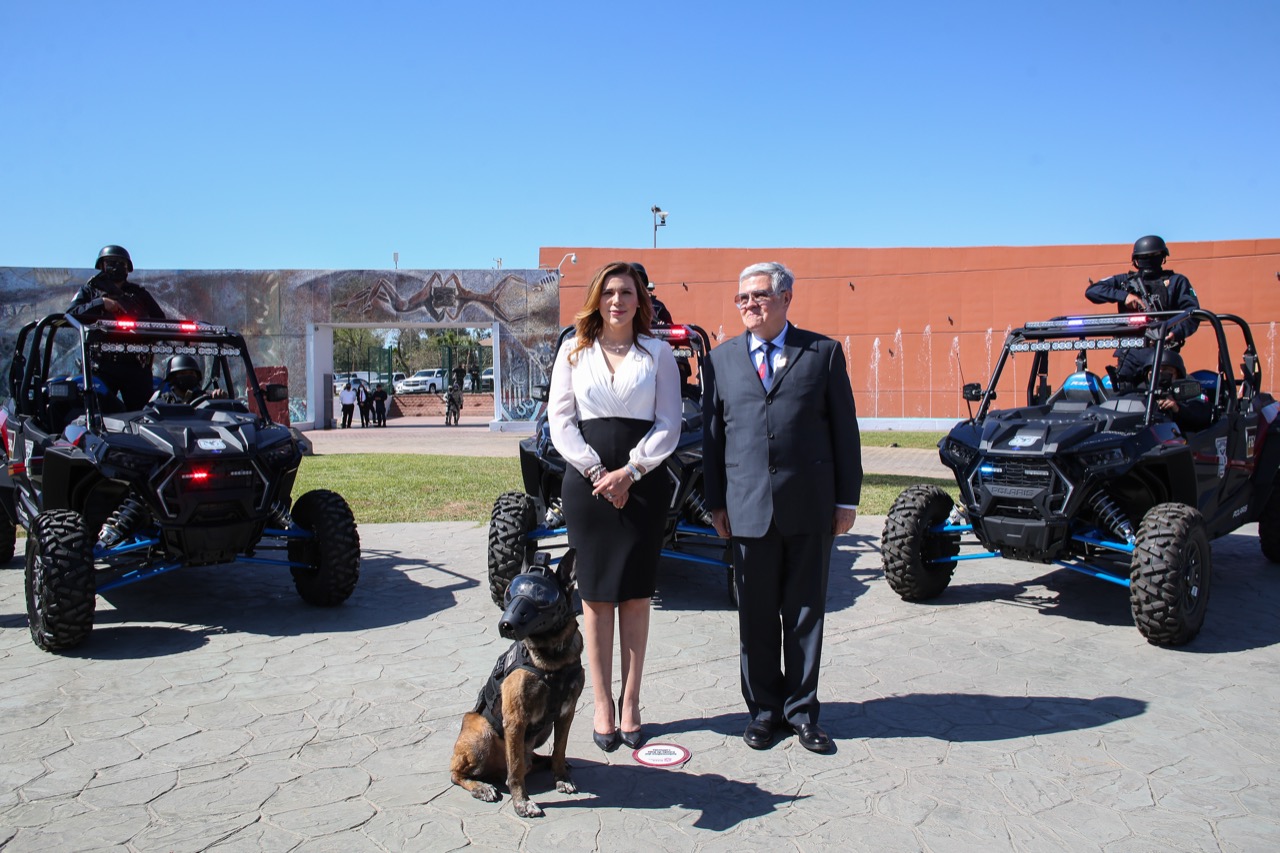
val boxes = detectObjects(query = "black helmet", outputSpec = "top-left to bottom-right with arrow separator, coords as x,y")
631,262 -> 655,292
166,354 -> 203,393
1156,351 -> 1186,379
1131,235 -> 1168,273
96,245 -> 134,272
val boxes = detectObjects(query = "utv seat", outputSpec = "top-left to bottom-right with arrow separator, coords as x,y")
1049,371 -> 1109,410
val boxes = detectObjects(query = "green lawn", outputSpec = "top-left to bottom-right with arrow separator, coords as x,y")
294,453 -> 957,523
860,431 -> 946,449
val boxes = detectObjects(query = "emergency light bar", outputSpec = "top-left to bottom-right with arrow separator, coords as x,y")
96,318 -> 227,334
651,325 -> 692,342
1023,315 -> 1154,331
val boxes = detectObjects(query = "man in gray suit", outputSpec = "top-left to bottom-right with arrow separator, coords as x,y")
702,261 -> 862,753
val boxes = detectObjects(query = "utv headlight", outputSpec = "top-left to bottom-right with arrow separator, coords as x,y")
942,438 -> 978,468
260,439 -> 301,468
1079,447 -> 1128,469
103,447 -> 159,475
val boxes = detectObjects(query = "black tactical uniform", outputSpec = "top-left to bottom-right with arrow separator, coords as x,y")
69,246 -> 166,409
1086,235 -> 1200,385
631,262 -> 674,325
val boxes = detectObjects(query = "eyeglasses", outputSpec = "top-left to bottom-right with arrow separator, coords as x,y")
733,288 -> 775,308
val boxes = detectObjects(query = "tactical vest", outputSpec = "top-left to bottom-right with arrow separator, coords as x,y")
473,640 -> 582,742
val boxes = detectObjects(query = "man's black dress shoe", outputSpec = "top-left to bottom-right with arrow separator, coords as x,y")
743,719 -> 778,750
792,722 -> 833,753
593,729 -> 621,752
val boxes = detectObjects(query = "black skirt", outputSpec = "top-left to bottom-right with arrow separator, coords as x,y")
562,417 -> 673,603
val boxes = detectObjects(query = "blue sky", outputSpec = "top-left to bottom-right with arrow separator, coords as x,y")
2,1 -> 1276,271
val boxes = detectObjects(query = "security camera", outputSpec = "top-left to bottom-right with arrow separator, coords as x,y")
569,253 -> 577,264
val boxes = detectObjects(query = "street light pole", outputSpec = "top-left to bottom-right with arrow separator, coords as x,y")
651,205 -> 668,248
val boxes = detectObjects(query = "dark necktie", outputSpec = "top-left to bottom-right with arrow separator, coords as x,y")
757,341 -> 775,387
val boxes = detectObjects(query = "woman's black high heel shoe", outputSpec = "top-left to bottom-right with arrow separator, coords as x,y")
619,698 -> 644,749
593,729 -> 621,752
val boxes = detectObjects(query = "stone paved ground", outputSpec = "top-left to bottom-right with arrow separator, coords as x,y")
2,515 -> 1278,851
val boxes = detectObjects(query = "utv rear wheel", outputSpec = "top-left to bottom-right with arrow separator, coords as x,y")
25,509 -> 95,652
488,491 -> 536,607
882,485 -> 961,601
288,490 -> 361,606
1260,488 -> 1280,564
0,513 -> 16,564
1131,503 -> 1211,646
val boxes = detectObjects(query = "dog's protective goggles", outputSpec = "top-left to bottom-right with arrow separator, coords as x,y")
505,568 -> 561,607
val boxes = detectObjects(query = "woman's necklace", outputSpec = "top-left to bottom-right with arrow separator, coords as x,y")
599,338 -> 631,355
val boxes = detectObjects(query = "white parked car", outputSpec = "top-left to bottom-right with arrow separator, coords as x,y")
397,369 -> 446,394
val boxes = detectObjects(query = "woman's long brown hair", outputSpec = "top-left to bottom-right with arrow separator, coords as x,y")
568,262 -> 653,364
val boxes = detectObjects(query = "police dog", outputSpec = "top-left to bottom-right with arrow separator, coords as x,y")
450,551 -> 584,817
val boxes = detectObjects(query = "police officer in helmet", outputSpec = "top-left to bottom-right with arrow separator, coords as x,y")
631,262 -> 673,325
1142,351 -> 1212,433
69,245 -> 168,409
1086,235 -> 1200,386
155,354 -> 205,404
70,245 -> 166,322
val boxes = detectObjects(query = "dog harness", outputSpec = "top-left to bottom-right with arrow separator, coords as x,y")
473,640 -> 582,741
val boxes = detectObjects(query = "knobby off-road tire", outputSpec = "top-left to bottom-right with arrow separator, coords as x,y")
0,513 -> 16,564
488,491 -> 536,607
25,509 -> 95,652
1259,487 -> 1280,564
1130,502 -> 1211,646
288,489 -> 361,606
882,485 -> 961,601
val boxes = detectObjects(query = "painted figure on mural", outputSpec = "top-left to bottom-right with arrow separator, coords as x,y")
340,271 -> 543,326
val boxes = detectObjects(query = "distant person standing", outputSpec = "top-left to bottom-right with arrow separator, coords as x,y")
339,383 -> 357,428
68,245 -> 166,409
357,382 -> 372,427
372,383 -> 389,427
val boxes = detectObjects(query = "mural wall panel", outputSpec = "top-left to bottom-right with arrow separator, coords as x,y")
0,267 -> 559,425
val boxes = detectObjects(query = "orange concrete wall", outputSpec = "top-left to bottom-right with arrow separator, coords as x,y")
541,241 -> 1280,420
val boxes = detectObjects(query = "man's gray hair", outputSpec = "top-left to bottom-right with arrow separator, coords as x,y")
739,262 -> 795,294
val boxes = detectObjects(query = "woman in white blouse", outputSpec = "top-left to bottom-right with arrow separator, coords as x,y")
548,261 -> 682,752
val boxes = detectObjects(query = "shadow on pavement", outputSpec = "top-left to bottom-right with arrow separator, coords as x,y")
657,693 -> 1145,744
539,762 -> 803,831
29,546 -> 478,659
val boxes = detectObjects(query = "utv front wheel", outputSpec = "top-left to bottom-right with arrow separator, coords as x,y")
488,491 -> 536,607
1259,488 -> 1280,564
882,485 -> 961,600
1131,502 -> 1211,646
25,509 -> 95,652
288,490 -> 361,606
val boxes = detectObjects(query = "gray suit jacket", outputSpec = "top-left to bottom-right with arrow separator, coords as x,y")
702,325 -> 862,538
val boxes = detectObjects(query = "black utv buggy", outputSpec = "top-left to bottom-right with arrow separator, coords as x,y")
882,309 -> 1280,646
0,314 -> 360,652
487,324 -> 733,606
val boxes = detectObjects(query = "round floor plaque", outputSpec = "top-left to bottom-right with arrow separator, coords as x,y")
632,743 -> 691,768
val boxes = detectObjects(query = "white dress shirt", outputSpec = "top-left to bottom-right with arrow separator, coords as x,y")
548,335 -> 683,477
